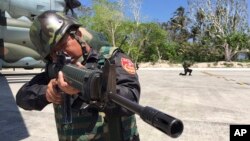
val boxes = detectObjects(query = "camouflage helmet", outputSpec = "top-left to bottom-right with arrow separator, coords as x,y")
79,28 -> 110,51
29,10 -> 81,59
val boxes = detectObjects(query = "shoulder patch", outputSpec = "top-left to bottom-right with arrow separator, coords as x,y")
121,57 -> 136,74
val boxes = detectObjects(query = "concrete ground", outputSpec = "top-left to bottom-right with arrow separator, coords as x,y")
0,68 -> 250,141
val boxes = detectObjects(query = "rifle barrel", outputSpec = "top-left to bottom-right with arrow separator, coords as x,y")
108,94 -> 184,138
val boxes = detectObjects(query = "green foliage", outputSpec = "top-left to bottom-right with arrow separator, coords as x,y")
75,0 -> 250,64
187,0 -> 249,62
150,55 -> 158,64
163,6 -> 190,43
136,23 -> 170,62
91,0 -> 125,46
164,42 -> 182,63
227,32 -> 249,50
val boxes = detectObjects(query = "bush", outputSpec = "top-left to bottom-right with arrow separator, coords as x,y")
223,62 -> 234,67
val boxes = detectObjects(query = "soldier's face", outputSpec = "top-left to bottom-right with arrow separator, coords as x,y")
52,33 -> 83,63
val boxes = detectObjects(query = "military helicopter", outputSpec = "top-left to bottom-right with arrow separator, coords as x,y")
0,0 -> 81,70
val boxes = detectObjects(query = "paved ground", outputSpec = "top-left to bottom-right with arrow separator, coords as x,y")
0,68 -> 250,141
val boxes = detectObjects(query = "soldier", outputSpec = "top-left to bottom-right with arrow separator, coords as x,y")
179,60 -> 193,76
16,11 -> 140,141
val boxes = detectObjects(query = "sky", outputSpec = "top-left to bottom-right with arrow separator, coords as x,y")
137,0 -> 188,22
80,0 -> 250,24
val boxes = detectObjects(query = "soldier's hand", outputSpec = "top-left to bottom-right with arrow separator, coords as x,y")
46,79 -> 62,104
57,71 -> 80,95
75,62 -> 85,68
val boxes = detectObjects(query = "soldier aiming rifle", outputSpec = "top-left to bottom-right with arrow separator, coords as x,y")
16,11 -> 183,141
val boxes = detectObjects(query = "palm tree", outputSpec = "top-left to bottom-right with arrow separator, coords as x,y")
165,6 -> 190,43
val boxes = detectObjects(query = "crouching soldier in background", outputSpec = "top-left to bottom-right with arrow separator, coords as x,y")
179,60 -> 193,76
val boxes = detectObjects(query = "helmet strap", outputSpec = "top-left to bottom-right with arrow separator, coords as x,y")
69,30 -> 89,65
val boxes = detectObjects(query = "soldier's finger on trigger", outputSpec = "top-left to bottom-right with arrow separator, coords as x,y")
46,91 -> 54,103
48,91 -> 57,102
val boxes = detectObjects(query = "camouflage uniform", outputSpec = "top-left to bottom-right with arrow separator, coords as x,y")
53,46 -> 139,141
179,60 -> 192,76
16,11 -> 140,141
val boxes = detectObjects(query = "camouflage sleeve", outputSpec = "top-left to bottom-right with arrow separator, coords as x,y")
109,51 -> 141,116
16,72 -> 51,111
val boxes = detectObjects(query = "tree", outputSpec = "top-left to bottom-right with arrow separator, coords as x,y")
188,0 -> 249,61
91,0 -> 125,47
226,32 -> 250,58
189,8 -> 205,42
128,0 -> 143,26
139,23 -> 168,62
125,0 -> 143,62
164,6 -> 190,43
118,22 -> 169,63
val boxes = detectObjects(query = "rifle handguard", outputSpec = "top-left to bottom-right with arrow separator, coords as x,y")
61,64 -> 102,101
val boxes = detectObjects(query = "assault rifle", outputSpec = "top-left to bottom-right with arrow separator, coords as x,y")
50,52 -> 184,139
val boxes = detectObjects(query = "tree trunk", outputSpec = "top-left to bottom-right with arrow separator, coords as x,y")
223,43 -> 231,62
156,46 -> 162,62
135,37 -> 146,63
127,36 -> 135,56
111,27 -> 116,47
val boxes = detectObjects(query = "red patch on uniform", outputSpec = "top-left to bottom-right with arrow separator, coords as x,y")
121,58 -> 136,74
